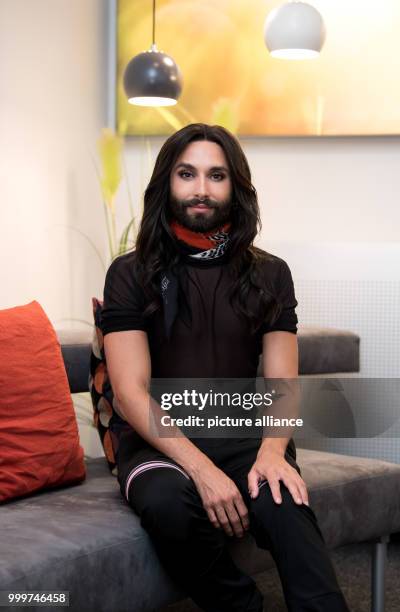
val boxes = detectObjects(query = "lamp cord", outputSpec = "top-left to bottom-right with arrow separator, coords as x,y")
152,0 -> 156,45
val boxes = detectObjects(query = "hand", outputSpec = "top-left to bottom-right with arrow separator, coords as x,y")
247,447 -> 309,506
191,462 -> 250,538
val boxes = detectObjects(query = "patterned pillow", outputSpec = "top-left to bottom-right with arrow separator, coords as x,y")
88,298 -> 133,477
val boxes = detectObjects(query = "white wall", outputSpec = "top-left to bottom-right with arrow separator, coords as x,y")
246,136 -> 400,244
0,0 -> 109,328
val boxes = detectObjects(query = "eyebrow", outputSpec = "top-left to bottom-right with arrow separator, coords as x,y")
174,162 -> 229,173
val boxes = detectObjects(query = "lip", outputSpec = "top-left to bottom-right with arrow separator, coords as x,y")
188,205 -> 212,212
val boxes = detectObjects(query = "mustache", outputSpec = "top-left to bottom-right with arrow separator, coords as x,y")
184,197 -> 217,208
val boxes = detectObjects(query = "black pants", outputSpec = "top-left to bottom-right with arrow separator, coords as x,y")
117,434 -> 350,612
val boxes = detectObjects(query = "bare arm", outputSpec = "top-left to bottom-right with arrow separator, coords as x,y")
262,329 -> 298,378
104,329 -> 209,476
247,331 -> 309,506
260,330 -> 299,454
104,329 -> 250,537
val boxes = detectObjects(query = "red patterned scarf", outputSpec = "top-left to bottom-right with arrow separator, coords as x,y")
170,220 -> 231,259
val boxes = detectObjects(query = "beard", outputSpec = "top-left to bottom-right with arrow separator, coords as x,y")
169,195 -> 232,233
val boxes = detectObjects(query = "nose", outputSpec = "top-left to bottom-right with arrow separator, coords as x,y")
194,174 -> 209,200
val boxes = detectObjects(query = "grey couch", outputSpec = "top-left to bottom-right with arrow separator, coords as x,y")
1,327 -> 400,612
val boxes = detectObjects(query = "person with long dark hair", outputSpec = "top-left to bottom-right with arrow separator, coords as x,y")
101,124 -> 349,611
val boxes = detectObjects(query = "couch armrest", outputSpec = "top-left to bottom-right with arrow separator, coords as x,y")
56,329 -> 93,394
297,326 -> 360,375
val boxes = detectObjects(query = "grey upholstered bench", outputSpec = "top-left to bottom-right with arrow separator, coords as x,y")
1,327 -> 399,612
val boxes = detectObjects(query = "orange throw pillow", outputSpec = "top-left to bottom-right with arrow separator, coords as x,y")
0,301 -> 86,503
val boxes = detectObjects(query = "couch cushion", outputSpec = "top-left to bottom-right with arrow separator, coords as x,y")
0,301 -> 86,503
2,450 -> 400,611
0,457 -> 186,612
87,297 -> 133,476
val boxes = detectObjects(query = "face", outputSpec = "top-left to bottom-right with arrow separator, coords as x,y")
169,140 -> 232,233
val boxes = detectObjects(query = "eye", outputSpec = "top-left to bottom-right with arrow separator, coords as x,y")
210,173 -> 225,181
178,170 -> 193,179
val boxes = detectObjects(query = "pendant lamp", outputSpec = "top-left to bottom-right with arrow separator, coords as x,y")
264,1 -> 326,60
123,0 -> 183,106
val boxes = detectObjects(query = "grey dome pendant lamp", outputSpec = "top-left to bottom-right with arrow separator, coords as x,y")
123,0 -> 182,106
264,1 -> 326,59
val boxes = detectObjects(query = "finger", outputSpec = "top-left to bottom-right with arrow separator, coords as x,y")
282,476 -> 303,505
234,496 -> 250,531
225,503 -> 245,538
215,506 -> 234,537
281,468 -> 309,505
207,507 -> 222,529
290,475 -> 308,505
267,477 -> 282,504
298,480 -> 309,506
247,469 -> 261,499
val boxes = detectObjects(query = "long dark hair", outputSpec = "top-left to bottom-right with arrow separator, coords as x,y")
135,123 -> 280,334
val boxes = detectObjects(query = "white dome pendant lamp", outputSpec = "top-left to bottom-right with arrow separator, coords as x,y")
264,1 -> 326,60
123,0 -> 183,106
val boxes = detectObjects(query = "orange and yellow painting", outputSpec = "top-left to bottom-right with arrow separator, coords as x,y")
117,0 -> 400,136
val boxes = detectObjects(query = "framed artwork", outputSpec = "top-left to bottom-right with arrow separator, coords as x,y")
116,0 -> 400,136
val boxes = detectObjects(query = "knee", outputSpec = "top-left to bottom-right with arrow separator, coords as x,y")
251,482 -> 304,524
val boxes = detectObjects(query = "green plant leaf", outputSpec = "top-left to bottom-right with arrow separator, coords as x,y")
97,128 -> 123,205
118,217 -> 136,256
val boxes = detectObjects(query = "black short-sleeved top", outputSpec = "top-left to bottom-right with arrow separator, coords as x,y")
101,250 -> 298,379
